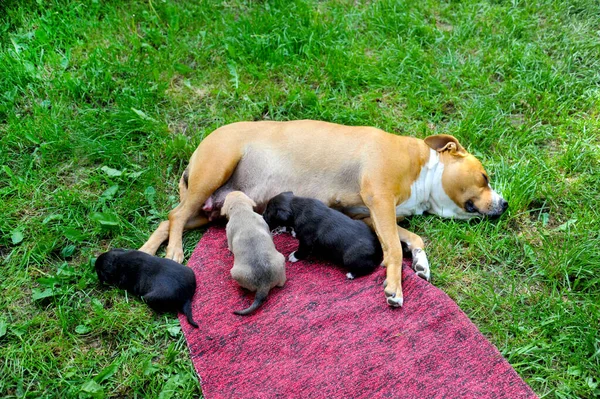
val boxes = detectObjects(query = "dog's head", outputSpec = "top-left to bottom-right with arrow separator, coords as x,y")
95,249 -> 127,285
424,135 -> 508,219
263,191 -> 294,229
221,191 -> 257,218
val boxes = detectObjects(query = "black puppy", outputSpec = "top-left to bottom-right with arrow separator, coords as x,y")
263,192 -> 383,278
95,249 -> 198,328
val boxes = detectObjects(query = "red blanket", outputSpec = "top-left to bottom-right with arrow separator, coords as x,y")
180,226 -> 537,399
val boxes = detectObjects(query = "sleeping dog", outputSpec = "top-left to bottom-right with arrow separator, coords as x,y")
263,192 -> 383,279
95,249 -> 198,328
140,120 -> 508,307
222,191 -> 287,315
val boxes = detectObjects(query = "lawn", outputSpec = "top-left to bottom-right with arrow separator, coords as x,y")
1,0 -> 599,397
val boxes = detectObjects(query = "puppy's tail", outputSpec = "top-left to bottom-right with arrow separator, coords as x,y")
234,288 -> 268,316
182,299 -> 199,328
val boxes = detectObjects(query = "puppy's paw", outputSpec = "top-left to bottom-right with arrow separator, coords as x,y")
412,248 -> 430,282
288,252 -> 299,263
290,229 -> 297,238
346,272 -> 355,280
271,226 -> 287,236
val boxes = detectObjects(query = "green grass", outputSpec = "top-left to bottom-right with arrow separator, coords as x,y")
1,0 -> 599,397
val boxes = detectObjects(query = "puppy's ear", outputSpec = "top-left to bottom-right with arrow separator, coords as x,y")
276,208 -> 292,223
221,196 -> 232,217
95,251 -> 117,284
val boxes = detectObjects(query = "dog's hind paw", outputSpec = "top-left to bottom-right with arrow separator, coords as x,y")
166,246 -> 185,264
346,272 -> 355,280
412,248 -> 430,282
139,244 -> 154,256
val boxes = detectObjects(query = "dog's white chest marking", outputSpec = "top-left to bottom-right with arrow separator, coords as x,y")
394,151 -> 440,217
396,150 -> 474,219
345,150 -> 471,219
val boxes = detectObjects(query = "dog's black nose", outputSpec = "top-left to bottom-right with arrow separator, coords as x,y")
501,200 -> 508,212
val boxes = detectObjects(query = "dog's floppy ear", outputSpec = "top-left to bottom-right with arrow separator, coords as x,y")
263,193 -> 293,226
220,204 -> 229,217
275,193 -> 293,223
221,194 -> 233,217
95,250 -> 119,284
276,207 -> 292,223
424,134 -> 466,156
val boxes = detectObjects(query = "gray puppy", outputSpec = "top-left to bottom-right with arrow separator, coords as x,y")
221,191 -> 286,315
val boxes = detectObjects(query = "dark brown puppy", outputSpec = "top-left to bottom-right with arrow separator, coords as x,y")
95,249 -> 198,328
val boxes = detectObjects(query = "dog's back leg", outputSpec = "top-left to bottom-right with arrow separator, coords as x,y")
343,247 -> 380,279
141,129 -> 245,260
141,288 -> 198,327
178,167 -> 189,202
139,170 -> 200,256
164,133 -> 245,263
139,214 -> 208,256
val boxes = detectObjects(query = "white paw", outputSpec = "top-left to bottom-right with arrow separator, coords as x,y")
290,229 -> 297,238
271,226 -> 287,236
346,272 -> 355,280
412,248 -> 430,281
386,295 -> 404,307
288,252 -> 299,263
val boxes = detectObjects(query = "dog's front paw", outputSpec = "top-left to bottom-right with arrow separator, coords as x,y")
412,248 -> 430,282
288,252 -> 299,263
384,282 -> 404,307
346,272 -> 355,280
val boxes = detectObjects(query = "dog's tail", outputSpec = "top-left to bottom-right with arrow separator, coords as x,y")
233,288 -> 269,316
182,299 -> 199,328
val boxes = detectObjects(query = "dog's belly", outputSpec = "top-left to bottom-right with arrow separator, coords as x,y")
209,146 -> 363,213
342,200 -> 430,220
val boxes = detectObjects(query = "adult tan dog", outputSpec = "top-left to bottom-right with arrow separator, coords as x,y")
140,120 -> 507,307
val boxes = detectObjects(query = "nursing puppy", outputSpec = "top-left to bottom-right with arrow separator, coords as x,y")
263,192 -> 383,279
222,191 -> 286,315
95,249 -> 198,328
